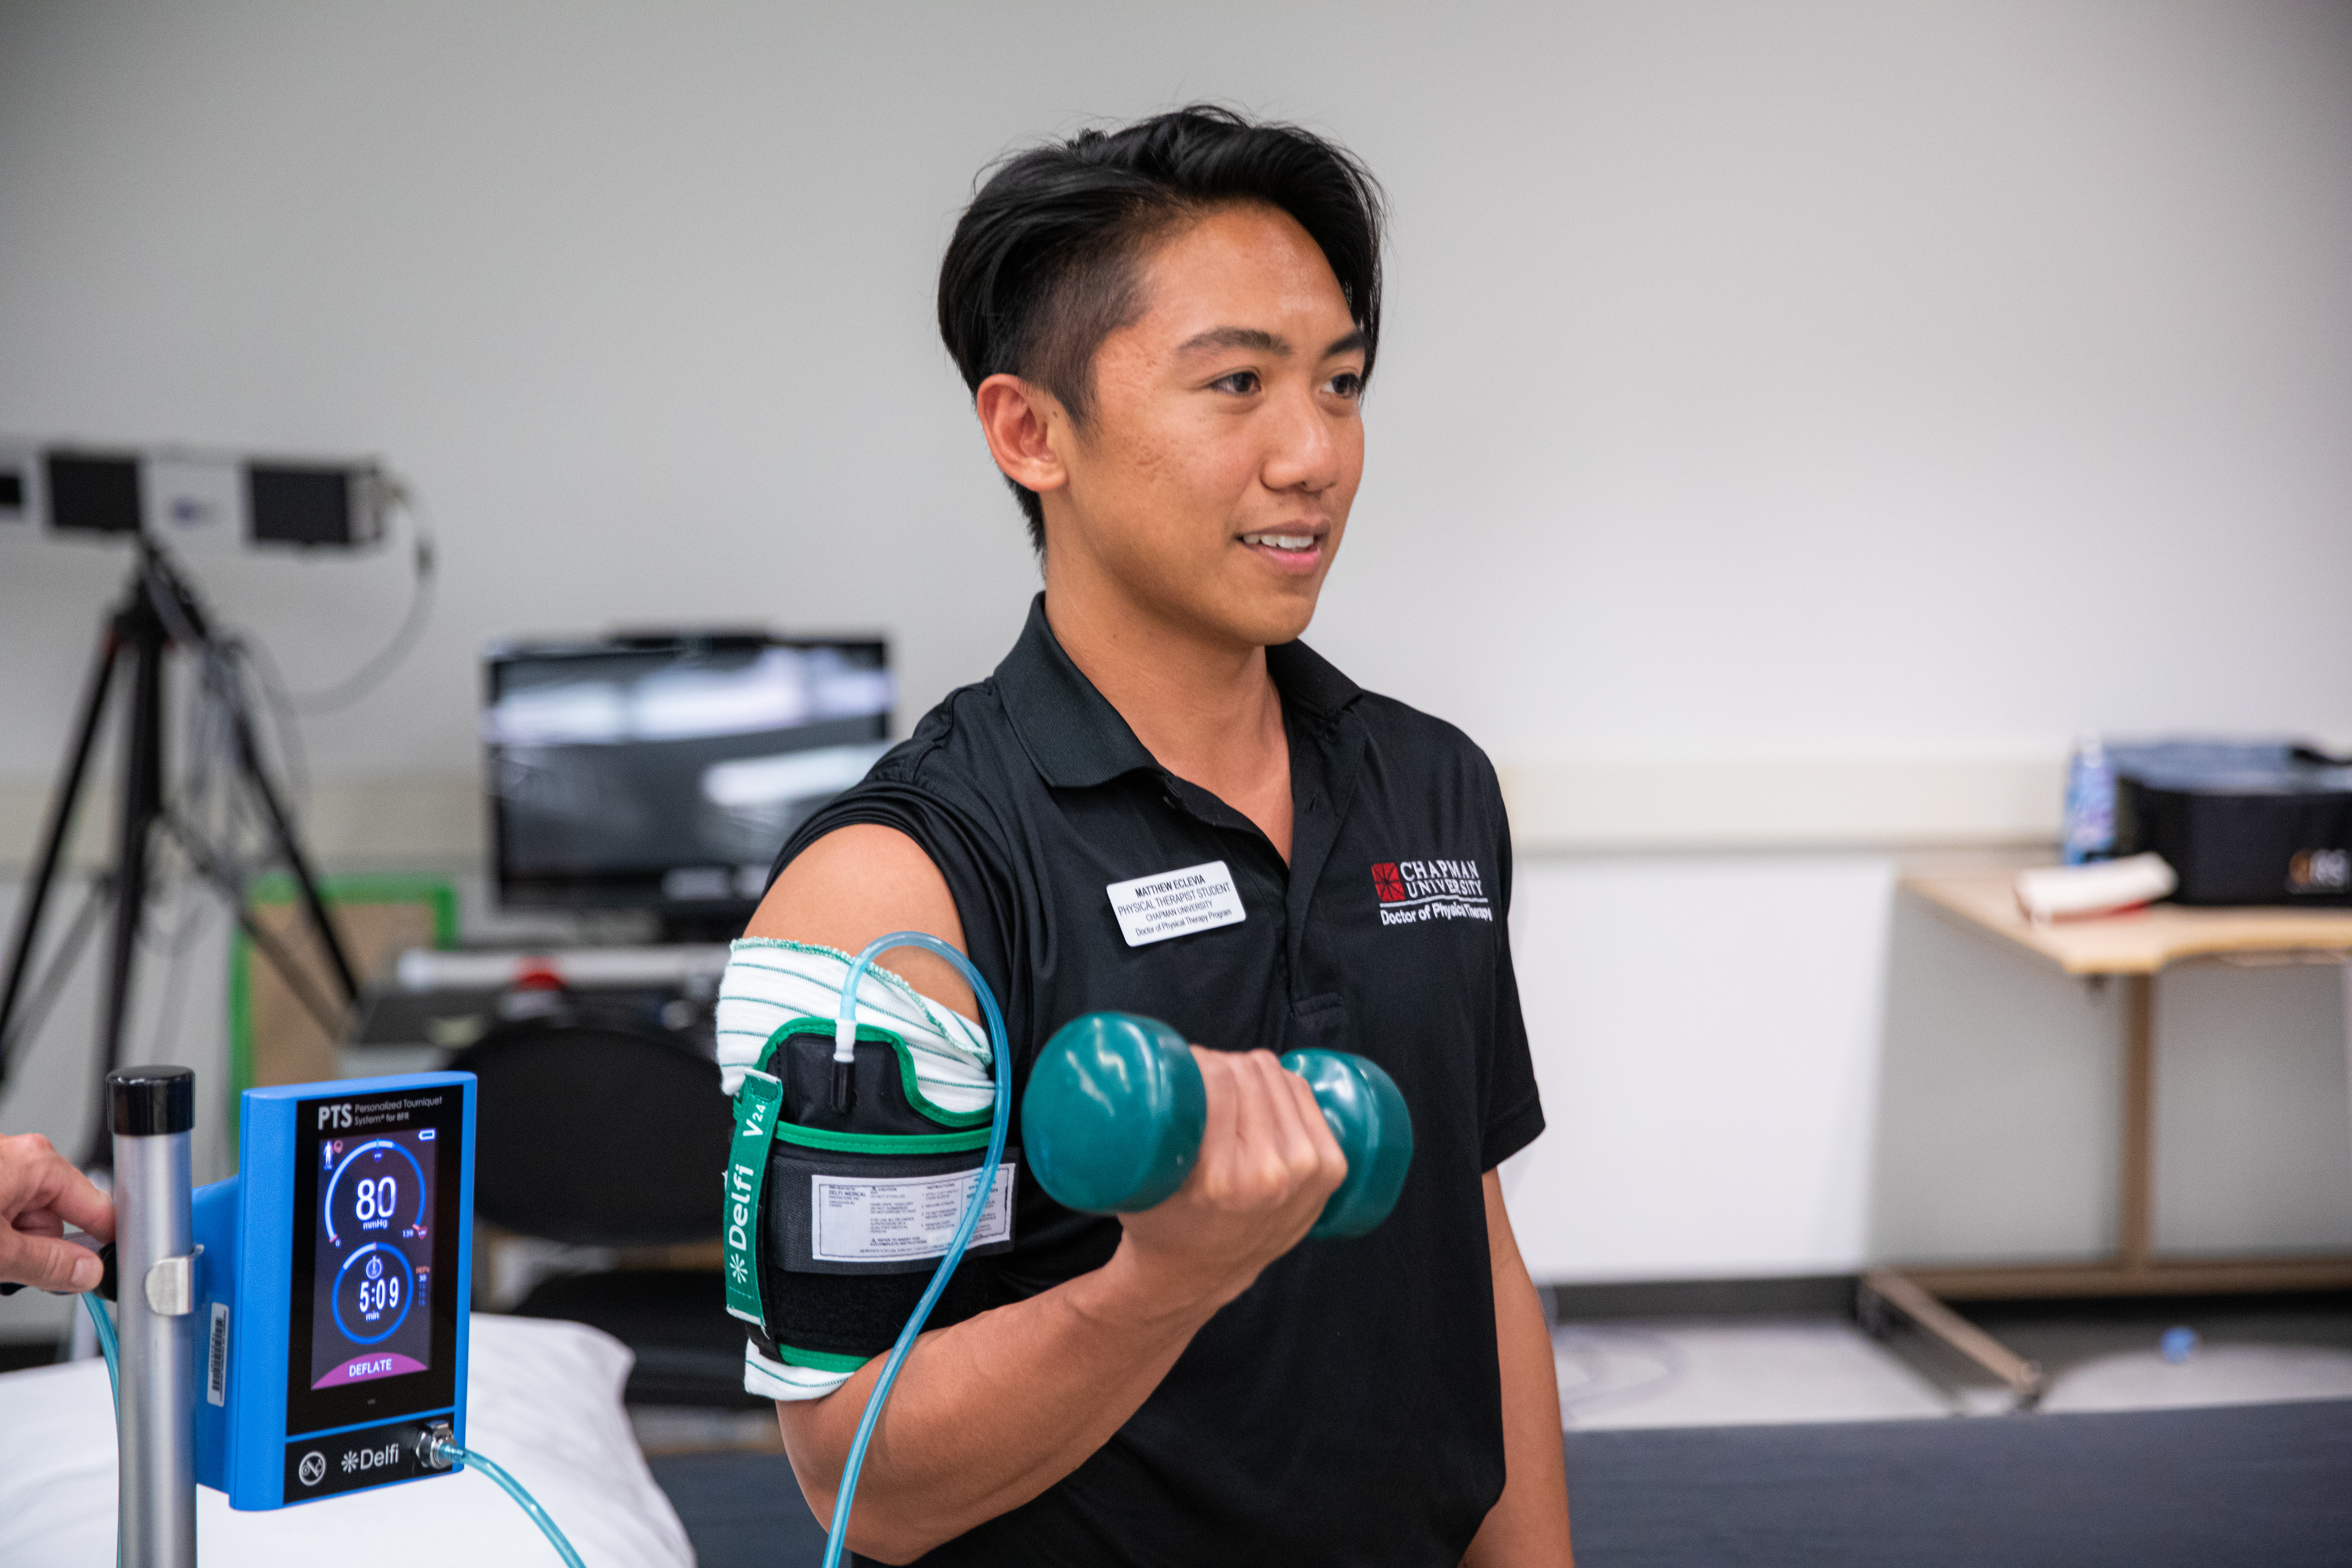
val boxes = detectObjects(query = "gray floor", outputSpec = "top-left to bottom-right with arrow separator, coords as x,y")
1554,1318 -> 1942,1428
626,1291 -> 2352,1452
1554,1294 -> 2352,1427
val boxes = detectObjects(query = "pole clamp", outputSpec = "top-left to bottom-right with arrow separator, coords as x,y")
143,1245 -> 203,1317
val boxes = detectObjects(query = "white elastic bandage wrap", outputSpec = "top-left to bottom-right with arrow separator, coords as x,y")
743,1339 -> 860,1403
715,937 -> 997,1401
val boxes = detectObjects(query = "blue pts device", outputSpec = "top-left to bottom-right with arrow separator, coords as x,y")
191,1072 -> 476,1509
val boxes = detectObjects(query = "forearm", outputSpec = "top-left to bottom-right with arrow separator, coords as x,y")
1462,1172 -> 1573,1566
778,1241 -> 1218,1561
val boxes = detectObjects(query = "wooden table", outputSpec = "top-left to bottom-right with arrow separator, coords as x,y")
1860,874 -> 2352,1405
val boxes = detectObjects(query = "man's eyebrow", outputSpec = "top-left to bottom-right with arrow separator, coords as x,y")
1325,328 -> 1368,358
1174,326 -> 1291,358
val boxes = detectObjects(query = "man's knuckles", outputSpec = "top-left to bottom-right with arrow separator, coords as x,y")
1195,1150 -> 1328,1212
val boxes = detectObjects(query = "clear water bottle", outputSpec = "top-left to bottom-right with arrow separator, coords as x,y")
2061,735 -> 2115,865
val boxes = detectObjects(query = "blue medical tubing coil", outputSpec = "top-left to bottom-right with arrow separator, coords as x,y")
822,931 -> 1015,1568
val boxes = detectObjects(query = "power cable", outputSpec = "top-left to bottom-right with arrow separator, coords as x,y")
284,483 -> 438,715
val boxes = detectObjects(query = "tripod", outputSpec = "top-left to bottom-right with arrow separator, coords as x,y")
0,538 -> 360,1168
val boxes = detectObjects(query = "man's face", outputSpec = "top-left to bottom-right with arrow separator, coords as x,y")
1043,203 -> 1366,650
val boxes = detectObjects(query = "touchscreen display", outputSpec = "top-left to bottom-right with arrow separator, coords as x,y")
287,1085 -> 463,1436
309,1126 -> 438,1388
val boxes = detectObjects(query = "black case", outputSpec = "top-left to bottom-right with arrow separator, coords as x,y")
2112,744 -> 2352,907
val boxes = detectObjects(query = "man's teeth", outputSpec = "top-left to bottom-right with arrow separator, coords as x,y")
1243,534 -> 1316,551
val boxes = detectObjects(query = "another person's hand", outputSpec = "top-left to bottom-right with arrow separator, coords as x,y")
1109,1048 -> 1348,1315
0,1133 -> 114,1292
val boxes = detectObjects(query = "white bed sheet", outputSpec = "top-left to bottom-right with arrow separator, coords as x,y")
0,1312 -> 694,1568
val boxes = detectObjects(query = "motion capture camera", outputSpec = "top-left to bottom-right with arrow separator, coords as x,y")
191,1071 -> 475,1508
0,438 -> 31,530
0,439 -> 391,552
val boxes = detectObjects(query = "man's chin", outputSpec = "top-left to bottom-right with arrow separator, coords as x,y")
1117,562 -> 1326,651
1224,586 -> 1323,650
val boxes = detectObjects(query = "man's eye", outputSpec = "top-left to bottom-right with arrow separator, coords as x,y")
1212,370 -> 1261,395
1328,371 -> 1364,399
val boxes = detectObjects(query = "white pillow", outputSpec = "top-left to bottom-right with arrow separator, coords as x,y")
0,1312 -> 694,1568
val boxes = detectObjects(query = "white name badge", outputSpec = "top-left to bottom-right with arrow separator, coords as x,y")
1106,860 -> 1246,947
809,1163 -> 1015,1264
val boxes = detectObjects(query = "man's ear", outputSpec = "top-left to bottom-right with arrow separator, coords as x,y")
974,374 -> 1069,497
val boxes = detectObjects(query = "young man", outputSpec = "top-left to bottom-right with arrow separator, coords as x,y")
743,106 -> 1571,1564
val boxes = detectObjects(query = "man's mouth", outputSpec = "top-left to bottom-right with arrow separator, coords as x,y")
1237,530 -> 1326,575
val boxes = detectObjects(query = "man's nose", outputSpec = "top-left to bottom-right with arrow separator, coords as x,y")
1260,388 -> 1343,494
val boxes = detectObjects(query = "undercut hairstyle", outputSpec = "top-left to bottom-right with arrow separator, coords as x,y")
937,104 -> 1386,552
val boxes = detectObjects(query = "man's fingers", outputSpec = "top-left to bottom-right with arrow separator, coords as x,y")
0,1233 -> 102,1294
1217,1054 -> 1282,1203
1188,1048 -> 1237,1176
1278,1069 -> 1347,1184
0,1134 -> 115,1244
1256,1060 -> 1323,1173
44,1166 -> 114,1244
50,1170 -> 115,1241
1177,1049 -> 1343,1215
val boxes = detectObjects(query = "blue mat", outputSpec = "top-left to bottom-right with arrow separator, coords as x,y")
648,1398 -> 2352,1567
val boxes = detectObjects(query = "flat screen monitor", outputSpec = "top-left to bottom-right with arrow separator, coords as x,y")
484,632 -> 891,923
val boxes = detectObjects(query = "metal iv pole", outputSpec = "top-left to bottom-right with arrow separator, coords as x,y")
110,1065 -> 199,1568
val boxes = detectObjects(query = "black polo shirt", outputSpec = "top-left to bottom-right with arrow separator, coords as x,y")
774,593 -> 1544,1567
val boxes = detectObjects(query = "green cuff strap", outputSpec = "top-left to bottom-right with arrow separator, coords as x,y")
774,1343 -> 871,1374
777,1122 -> 993,1156
724,1069 -> 783,1330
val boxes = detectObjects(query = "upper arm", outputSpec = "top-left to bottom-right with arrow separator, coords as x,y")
749,824 -> 975,1458
1482,1170 -> 1520,1280
748,824 -> 975,1017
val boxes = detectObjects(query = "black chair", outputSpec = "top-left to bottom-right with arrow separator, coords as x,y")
450,1009 -> 758,1407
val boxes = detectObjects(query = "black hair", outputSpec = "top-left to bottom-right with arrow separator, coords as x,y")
937,104 -> 1385,552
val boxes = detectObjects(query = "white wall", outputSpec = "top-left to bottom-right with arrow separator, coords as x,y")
4,2 -> 2351,1321
1504,854 -> 1899,1281
4,0 -> 2348,788
1506,856 -> 2352,1284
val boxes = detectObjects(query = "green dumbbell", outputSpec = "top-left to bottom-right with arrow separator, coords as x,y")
1021,1012 -> 1414,1239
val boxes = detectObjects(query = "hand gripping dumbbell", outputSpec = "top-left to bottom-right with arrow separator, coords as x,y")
1021,1013 -> 1414,1238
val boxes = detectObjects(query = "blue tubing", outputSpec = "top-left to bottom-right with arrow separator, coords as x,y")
431,1438 -> 587,1568
823,932 -> 1014,1568
82,1291 -> 580,1568
82,1292 -> 121,1568
83,1290 -> 120,1413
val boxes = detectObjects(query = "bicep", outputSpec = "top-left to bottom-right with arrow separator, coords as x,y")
1483,1169 -> 1544,1351
749,824 -> 974,1017
751,829 -> 973,1507
1482,1170 -> 1521,1283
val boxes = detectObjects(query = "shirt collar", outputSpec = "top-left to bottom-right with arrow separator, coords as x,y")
993,593 -> 1364,790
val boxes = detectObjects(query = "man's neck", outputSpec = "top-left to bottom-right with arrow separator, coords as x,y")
1042,565 -> 1293,861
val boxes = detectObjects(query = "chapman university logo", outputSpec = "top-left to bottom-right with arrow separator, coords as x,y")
1371,859 -> 1493,926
